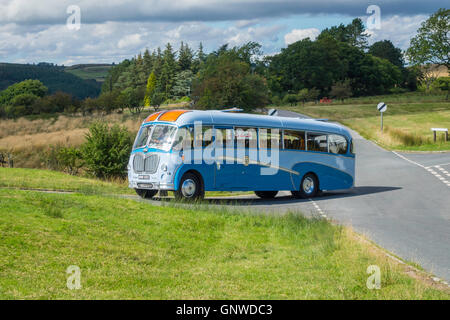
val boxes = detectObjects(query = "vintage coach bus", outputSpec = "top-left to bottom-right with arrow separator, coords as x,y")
128,109 -> 355,200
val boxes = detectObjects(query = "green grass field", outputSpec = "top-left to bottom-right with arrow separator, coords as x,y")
0,168 -> 448,299
281,93 -> 450,151
65,65 -> 112,83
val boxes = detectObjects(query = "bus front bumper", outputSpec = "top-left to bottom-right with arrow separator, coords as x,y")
129,180 -> 174,190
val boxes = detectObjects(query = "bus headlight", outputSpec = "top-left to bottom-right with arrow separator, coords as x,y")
161,164 -> 168,172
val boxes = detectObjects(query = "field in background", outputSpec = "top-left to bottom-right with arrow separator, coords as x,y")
0,168 -> 448,299
64,64 -> 112,83
281,93 -> 450,151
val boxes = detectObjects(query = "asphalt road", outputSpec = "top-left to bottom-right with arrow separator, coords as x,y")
138,110 -> 450,282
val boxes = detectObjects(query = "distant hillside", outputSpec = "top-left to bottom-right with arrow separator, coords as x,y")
0,63 -> 101,99
65,64 -> 113,83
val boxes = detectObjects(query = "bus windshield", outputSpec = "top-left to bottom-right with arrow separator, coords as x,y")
133,125 -> 153,149
148,124 -> 178,151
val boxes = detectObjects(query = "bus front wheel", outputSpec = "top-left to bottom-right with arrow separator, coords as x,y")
291,173 -> 319,199
254,191 -> 278,199
135,189 -> 158,199
175,172 -> 204,201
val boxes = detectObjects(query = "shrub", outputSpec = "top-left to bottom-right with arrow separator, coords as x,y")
81,122 -> 132,178
57,146 -> 83,175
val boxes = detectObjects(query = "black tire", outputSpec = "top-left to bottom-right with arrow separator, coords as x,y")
174,172 -> 204,201
254,191 -> 278,199
291,173 -> 319,199
135,189 -> 158,199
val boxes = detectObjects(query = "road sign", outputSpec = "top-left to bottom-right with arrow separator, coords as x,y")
377,102 -> 387,113
268,108 -> 278,116
377,102 -> 387,131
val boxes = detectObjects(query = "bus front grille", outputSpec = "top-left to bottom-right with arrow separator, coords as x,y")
133,154 -> 145,173
144,154 -> 159,174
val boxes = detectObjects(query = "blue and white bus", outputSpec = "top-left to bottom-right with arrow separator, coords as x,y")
128,109 -> 355,200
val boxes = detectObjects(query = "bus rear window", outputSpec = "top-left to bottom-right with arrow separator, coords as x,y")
328,134 -> 348,155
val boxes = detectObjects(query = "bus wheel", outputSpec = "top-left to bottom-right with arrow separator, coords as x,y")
254,191 -> 278,199
175,172 -> 204,201
135,189 -> 158,199
291,173 -> 318,199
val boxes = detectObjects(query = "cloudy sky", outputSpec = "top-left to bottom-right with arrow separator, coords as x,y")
0,0 -> 446,65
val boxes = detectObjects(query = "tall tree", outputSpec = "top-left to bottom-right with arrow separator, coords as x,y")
407,8 -> 449,68
144,72 -> 157,107
178,42 -> 193,71
159,43 -> 178,99
369,40 -> 404,68
318,18 -> 369,50
406,8 -> 450,91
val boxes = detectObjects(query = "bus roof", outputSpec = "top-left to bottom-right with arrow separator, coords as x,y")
144,110 -> 352,139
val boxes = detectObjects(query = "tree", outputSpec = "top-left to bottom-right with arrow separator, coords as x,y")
297,88 -> 309,105
406,8 -> 449,91
144,72 -> 157,106
318,18 -> 369,50
0,79 -> 47,106
159,43 -> 178,99
330,79 -> 352,102
172,70 -> 194,98
193,50 -> 268,111
150,91 -> 165,111
369,40 -> 404,68
178,42 -> 193,71
120,87 -> 144,114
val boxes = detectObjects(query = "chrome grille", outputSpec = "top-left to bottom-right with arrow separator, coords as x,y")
133,154 -> 145,173
144,154 -> 159,174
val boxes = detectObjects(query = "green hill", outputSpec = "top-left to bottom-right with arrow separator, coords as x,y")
0,63 -> 101,99
65,64 -> 112,83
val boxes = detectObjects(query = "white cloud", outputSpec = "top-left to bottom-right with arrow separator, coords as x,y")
284,28 -> 320,45
117,33 -> 143,49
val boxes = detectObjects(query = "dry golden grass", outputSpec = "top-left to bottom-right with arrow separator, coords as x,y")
0,112 -> 149,168
0,113 -> 147,150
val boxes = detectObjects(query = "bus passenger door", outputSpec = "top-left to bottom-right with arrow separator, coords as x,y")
214,127 -> 237,190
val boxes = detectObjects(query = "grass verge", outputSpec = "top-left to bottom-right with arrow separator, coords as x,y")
0,186 -> 448,299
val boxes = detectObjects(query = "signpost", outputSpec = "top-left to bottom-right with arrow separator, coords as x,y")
377,102 -> 387,132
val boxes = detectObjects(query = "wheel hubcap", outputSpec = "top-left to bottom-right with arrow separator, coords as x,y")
302,177 -> 314,194
181,179 -> 196,198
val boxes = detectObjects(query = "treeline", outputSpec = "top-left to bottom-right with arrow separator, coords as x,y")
0,63 -> 101,99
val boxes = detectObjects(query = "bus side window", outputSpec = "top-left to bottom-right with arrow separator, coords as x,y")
283,130 -> 305,150
259,128 -> 281,149
307,132 -> 328,152
215,128 -> 233,148
235,127 -> 257,148
194,126 -> 213,148
328,134 -> 348,155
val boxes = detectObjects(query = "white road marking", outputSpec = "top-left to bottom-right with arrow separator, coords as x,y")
309,198 -> 327,218
392,151 -> 450,188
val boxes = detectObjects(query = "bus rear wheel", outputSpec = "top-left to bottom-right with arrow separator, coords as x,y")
291,173 -> 319,199
135,189 -> 158,199
175,172 -> 204,201
254,191 -> 278,199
